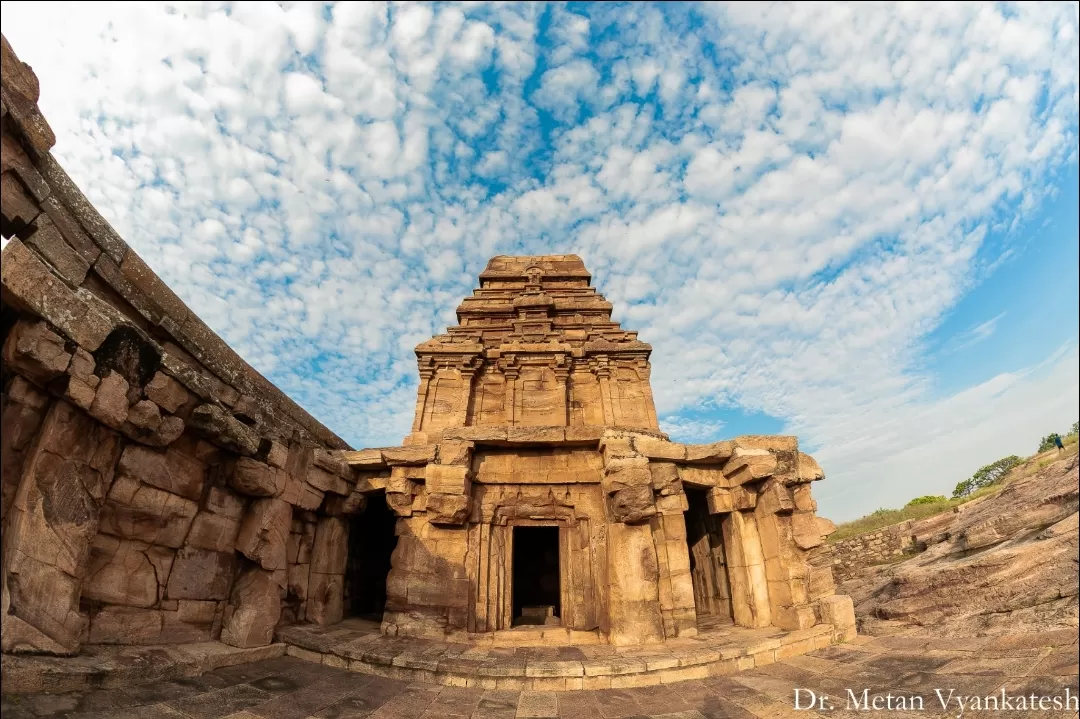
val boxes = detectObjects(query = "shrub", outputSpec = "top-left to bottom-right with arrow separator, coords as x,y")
951,455 -> 1021,498
906,495 -> 946,506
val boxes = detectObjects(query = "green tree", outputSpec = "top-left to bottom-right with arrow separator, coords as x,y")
1039,434 -> 1061,452
906,495 -> 946,506
952,455 -> 1021,498
1071,420 -> 1078,435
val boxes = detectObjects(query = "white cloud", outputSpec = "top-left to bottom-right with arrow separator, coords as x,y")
2,1 -> 1077,520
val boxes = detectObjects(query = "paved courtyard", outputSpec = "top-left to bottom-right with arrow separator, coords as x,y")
2,630 -> 1077,719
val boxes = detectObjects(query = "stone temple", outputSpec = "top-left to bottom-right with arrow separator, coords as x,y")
0,35 -> 854,693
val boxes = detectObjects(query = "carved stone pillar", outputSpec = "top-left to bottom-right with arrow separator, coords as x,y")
412,367 -> 434,432
502,366 -> 519,427
721,510 -> 773,629
455,369 -> 476,427
594,357 -> 616,426
553,365 -> 570,426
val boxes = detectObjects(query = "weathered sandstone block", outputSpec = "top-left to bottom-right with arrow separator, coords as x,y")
306,464 -> 350,495
117,444 -> 205,501
144,371 -> 191,413
99,476 -> 198,548
609,484 -> 657,523
229,457 -> 284,498
426,464 -> 470,494
311,517 -> 349,575
634,436 -> 686,461
724,448 -> 778,480
312,447 -> 349,476
189,403 -> 259,456
64,375 -> 96,411
89,370 -> 129,429
2,319 -> 71,384
260,439 -> 289,469
795,452 -> 824,483
306,571 -> 344,626
649,462 -> 681,495
437,440 -> 473,466
185,510 -> 242,553
82,534 -> 173,608
205,486 -> 246,519
685,440 -> 735,463
236,497 -> 292,571
382,445 -> 437,465
220,567 -> 281,648
426,493 -> 471,525
165,546 -> 236,601
337,448 -> 384,467
602,456 -> 652,492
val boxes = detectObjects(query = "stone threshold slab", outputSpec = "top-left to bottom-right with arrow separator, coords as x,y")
0,641 -> 286,695
277,620 -> 854,691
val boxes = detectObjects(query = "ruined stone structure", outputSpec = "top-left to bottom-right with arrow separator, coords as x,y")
337,255 -> 853,646
0,35 -> 853,684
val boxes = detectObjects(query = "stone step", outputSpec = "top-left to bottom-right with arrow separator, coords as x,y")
277,622 -> 851,691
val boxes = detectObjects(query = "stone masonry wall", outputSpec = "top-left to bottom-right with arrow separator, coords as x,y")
0,34 -> 360,656
827,510 -> 961,582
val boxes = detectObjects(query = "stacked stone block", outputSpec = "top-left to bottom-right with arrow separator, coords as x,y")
0,34 -> 358,657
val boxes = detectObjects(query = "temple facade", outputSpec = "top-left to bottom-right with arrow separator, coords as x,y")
340,255 -> 853,645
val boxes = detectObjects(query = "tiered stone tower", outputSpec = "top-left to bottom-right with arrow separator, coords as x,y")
409,255 -> 658,438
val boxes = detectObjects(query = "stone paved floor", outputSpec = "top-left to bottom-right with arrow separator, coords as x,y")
2,630 -> 1077,719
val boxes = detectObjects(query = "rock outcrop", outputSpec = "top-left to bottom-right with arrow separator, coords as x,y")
839,451 -> 1079,637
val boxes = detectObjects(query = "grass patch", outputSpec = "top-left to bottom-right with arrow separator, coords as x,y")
828,439 -> 1078,544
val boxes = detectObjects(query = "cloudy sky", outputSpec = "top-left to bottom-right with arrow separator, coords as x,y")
3,2 -> 1078,521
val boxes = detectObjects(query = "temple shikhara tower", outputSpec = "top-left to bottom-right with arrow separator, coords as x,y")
1,35 -> 854,693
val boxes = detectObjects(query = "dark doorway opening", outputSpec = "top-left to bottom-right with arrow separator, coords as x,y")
684,488 -> 734,623
345,491 -> 398,621
512,526 -> 561,626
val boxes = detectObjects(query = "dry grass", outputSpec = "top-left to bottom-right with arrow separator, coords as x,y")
828,435 -> 1078,544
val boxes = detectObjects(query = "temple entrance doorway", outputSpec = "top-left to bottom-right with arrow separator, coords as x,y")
511,526 -> 561,626
345,491 -> 398,621
684,488 -> 734,623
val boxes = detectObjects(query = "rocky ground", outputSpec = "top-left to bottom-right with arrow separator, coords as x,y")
839,449 -> 1080,638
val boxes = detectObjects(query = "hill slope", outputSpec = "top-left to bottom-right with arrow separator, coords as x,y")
838,448 -> 1079,637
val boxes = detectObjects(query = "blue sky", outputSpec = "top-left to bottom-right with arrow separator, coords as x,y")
3,1 -> 1078,521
